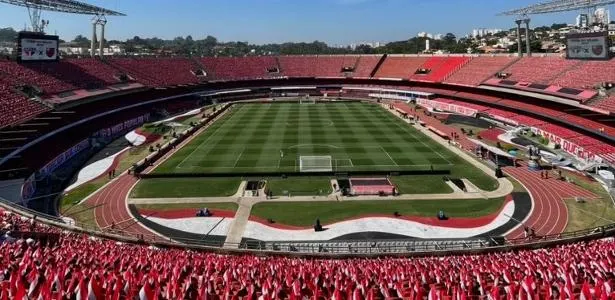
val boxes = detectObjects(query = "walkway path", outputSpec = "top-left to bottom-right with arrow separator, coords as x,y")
223,199 -> 254,248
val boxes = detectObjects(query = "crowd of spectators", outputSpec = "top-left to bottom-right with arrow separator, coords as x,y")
1,207 -> 614,299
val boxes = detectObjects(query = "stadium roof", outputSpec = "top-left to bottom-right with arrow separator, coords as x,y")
499,0 -> 615,16
0,0 -> 125,16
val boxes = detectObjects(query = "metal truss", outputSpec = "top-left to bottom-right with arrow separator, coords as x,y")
0,0 -> 125,16
499,0 -> 615,16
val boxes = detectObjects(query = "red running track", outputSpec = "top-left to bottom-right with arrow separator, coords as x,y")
504,163 -> 598,240
85,174 -> 154,238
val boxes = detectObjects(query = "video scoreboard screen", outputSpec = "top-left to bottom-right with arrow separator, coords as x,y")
17,32 -> 59,62
566,31 -> 611,60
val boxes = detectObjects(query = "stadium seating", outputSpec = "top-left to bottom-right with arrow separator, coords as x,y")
445,56 -> 518,86
500,57 -> 581,84
536,123 -> 581,139
2,206 -> 615,299
508,114 -> 545,126
63,58 -> 122,86
0,61 -> 79,95
551,59 -> 615,89
559,114 -> 615,136
278,56 -> 355,77
0,78 -> 50,129
200,56 -> 278,80
591,95 -> 615,112
108,57 -> 200,86
352,55 -> 382,77
495,99 -> 565,118
410,56 -> 470,82
374,56 -> 428,78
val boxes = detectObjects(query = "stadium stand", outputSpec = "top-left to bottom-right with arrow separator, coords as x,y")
410,56 -> 470,82
0,60 -> 81,95
200,56 -> 278,80
591,95 -> 615,112
500,57 -> 581,84
551,59 -> 615,89
374,56 -> 428,78
494,99 -> 565,119
108,57 -> 200,86
62,58 -> 123,86
445,56 -> 518,86
352,55 -> 382,77
535,123 -> 581,139
0,80 -> 50,129
278,56 -> 356,77
1,207 -> 614,299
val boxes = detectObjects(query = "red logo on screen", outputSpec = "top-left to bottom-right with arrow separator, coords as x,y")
46,47 -> 56,58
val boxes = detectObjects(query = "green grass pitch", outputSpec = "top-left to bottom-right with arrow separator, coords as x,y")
155,101 -> 458,174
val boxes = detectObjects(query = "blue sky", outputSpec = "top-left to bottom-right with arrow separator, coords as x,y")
0,0 -> 611,44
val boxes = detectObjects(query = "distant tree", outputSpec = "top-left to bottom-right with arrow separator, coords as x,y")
72,35 -> 91,46
508,39 -> 543,53
551,23 -> 568,30
355,44 -> 374,54
533,26 -> 551,32
0,27 -> 17,42
494,31 -> 508,38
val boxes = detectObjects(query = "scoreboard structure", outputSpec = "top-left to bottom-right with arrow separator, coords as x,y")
17,31 -> 59,62
566,31 -> 612,60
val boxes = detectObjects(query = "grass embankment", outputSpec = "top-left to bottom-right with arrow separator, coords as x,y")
130,178 -> 241,198
562,171 -> 615,232
251,197 -> 506,227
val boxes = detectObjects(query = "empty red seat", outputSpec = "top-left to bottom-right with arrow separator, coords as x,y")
552,59 -> 615,89
109,57 -> 200,86
445,56 -> 518,86
374,56 -> 428,78
200,56 -> 278,80
410,57 -> 470,82
501,57 -> 580,84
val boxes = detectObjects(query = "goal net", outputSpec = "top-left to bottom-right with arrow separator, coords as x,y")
299,156 -> 333,172
299,95 -> 316,104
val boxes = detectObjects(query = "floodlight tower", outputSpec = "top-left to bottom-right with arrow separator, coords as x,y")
515,19 -> 524,57
523,18 -> 532,57
499,0 -> 615,56
90,14 -> 107,58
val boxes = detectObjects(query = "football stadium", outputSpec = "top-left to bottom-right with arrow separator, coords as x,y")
1,0 -> 615,298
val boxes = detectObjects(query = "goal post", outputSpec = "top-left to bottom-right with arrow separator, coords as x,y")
299,156 -> 333,172
299,94 -> 316,104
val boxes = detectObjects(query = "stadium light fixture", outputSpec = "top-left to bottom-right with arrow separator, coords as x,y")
499,0 -> 615,16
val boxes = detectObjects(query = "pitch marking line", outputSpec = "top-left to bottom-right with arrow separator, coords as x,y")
178,163 -> 450,171
385,107 -> 452,164
177,105 -> 245,169
233,148 -> 245,168
379,146 -> 399,166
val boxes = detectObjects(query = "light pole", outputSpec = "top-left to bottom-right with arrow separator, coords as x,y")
515,19 -> 523,57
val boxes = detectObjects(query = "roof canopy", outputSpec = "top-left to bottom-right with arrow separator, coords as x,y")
0,0 -> 125,16
499,0 -> 615,16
